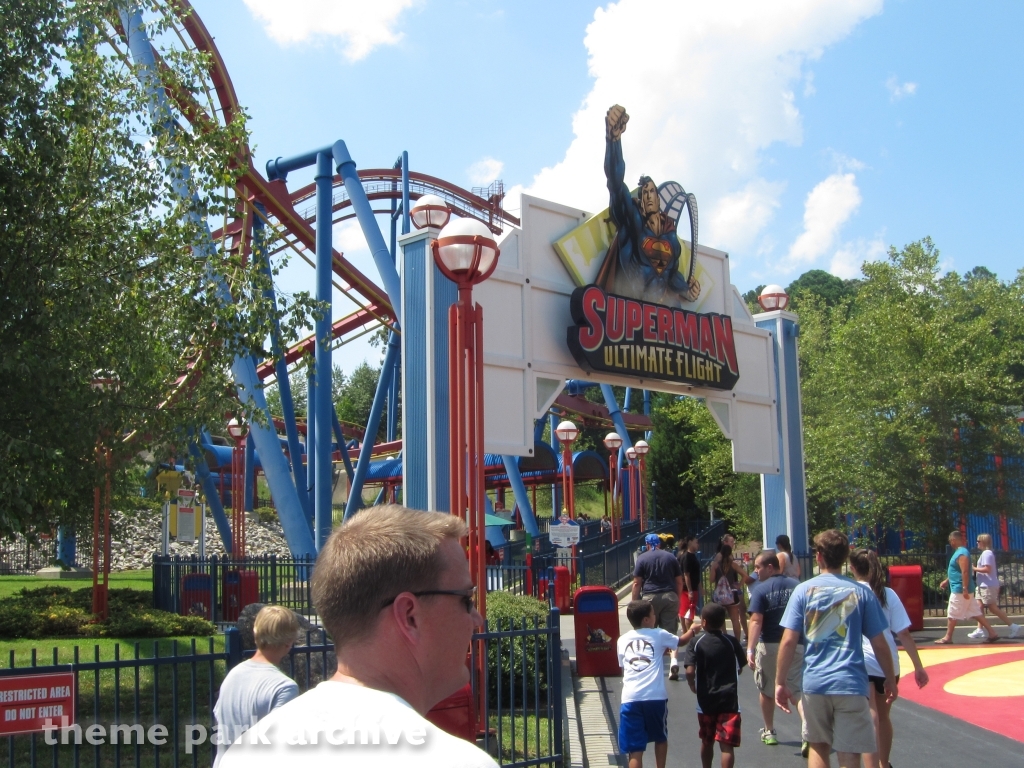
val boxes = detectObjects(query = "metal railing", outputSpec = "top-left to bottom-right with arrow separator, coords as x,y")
0,618 -> 562,767
0,534 -> 57,575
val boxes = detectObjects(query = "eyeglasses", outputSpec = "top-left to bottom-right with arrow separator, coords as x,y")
380,586 -> 477,614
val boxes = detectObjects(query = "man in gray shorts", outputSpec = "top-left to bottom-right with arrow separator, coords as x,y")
632,534 -> 683,679
775,530 -> 896,768
746,551 -> 805,751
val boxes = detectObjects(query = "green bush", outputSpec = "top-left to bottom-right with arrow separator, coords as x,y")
254,506 -> 278,524
83,609 -> 215,638
0,586 -> 212,639
485,592 -> 552,707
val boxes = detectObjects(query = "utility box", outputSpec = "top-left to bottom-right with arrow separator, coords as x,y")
573,586 -> 621,677
180,573 -> 212,620
888,564 -> 924,631
425,683 -> 476,742
223,570 -> 259,622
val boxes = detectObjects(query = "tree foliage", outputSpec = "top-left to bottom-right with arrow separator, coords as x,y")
0,1 -> 313,536
799,239 -> 1024,547
649,398 -> 761,540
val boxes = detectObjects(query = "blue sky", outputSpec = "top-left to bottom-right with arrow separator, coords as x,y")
189,0 -> 1024,372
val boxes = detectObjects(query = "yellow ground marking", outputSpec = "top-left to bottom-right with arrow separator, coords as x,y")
943,658 -> 1024,697
898,645 -> 1024,671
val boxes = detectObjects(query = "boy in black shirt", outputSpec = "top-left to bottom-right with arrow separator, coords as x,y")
682,603 -> 745,768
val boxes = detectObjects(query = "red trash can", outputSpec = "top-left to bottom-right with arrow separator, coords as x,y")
888,564 -> 924,631
180,573 -> 212,619
426,683 -> 476,742
573,586 -> 621,677
553,566 -> 571,615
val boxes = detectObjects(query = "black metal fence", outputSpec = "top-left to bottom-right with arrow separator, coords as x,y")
1,615 -> 563,767
0,535 -> 57,575
153,554 -> 318,621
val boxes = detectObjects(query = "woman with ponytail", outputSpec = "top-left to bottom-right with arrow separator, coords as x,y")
848,549 -> 929,768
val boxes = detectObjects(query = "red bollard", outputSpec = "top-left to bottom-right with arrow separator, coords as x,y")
554,565 -> 571,614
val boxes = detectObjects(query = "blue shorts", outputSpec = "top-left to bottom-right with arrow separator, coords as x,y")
618,700 -> 669,754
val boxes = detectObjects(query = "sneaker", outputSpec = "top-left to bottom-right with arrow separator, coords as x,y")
801,741 -> 810,757
967,628 -> 986,639
758,728 -> 778,745
1010,623 -> 1021,639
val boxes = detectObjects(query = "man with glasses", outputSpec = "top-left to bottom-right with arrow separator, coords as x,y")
221,504 -> 497,767
745,551 -> 805,753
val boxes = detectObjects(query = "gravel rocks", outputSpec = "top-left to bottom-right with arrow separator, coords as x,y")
105,508 -> 292,571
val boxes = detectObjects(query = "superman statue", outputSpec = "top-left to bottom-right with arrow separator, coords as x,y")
595,105 -> 700,305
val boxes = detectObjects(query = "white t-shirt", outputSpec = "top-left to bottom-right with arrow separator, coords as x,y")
976,550 -> 999,589
860,586 -> 910,678
213,661 -> 298,768
219,680 -> 498,768
617,628 -> 679,703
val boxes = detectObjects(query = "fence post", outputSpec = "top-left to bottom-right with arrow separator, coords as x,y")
270,554 -> 277,602
549,607 -> 563,764
225,626 -> 243,670
577,546 -> 586,587
210,554 -> 219,623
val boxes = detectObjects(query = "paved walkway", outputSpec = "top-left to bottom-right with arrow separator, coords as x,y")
563,596 -> 1024,767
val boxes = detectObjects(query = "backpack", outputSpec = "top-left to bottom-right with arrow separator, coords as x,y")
713,575 -> 735,605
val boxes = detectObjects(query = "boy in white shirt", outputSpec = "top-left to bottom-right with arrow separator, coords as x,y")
617,600 -> 700,768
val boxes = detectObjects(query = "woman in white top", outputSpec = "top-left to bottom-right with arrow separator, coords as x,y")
775,534 -> 800,579
849,549 -> 929,768
968,533 -> 1021,639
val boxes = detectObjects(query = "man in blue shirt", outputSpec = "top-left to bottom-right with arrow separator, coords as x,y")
774,530 -> 896,768
633,534 -> 683,679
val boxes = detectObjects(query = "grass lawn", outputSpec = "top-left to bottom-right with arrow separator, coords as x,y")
0,569 -> 152,600
1,634 -> 225,667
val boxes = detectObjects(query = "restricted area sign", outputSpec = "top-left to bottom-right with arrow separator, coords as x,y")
549,520 -> 581,547
0,672 -> 75,736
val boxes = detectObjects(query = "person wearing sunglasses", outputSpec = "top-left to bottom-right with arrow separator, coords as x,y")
221,504 -> 497,767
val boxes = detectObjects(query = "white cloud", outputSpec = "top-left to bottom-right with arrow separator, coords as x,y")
707,178 -> 786,252
242,0 -> 416,61
830,237 -> 884,279
827,149 -> 865,172
886,75 -> 917,101
521,0 -> 882,254
467,157 -> 504,186
785,172 -> 862,269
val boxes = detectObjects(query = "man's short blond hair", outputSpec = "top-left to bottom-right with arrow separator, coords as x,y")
311,504 -> 467,648
253,605 -> 300,649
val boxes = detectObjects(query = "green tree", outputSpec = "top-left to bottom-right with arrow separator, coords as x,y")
648,397 -> 762,539
786,269 -> 859,308
799,239 -> 1024,547
0,2 -> 313,536
335,361 -> 383,438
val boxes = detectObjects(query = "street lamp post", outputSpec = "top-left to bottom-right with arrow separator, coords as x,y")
604,432 -> 623,542
227,419 -> 247,559
429,214 -> 499,619
554,420 -> 579,520
625,446 -> 638,528
634,439 -> 650,530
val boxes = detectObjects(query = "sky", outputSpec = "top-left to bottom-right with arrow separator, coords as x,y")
188,0 -> 1024,373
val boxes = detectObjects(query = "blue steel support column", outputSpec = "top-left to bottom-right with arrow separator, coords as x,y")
120,8 -> 314,557
502,456 -> 539,536
314,152 -> 334,551
331,408 -> 352,481
401,151 -> 410,235
755,311 -> 809,552
254,203 -> 310,522
307,367 -> 316,523
56,528 -> 76,567
188,442 -> 233,551
387,157 -> 401,443
243,437 -> 255,512
344,332 -> 401,520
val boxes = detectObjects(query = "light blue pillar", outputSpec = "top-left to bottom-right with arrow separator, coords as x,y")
56,528 -> 76,567
754,310 -> 809,553
399,227 -> 456,511
549,413 -> 560,517
307,366 -> 316,523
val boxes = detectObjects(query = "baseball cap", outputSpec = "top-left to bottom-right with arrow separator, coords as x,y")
645,534 -> 660,547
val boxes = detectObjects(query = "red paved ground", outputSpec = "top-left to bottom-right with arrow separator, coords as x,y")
897,645 -> 1024,743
